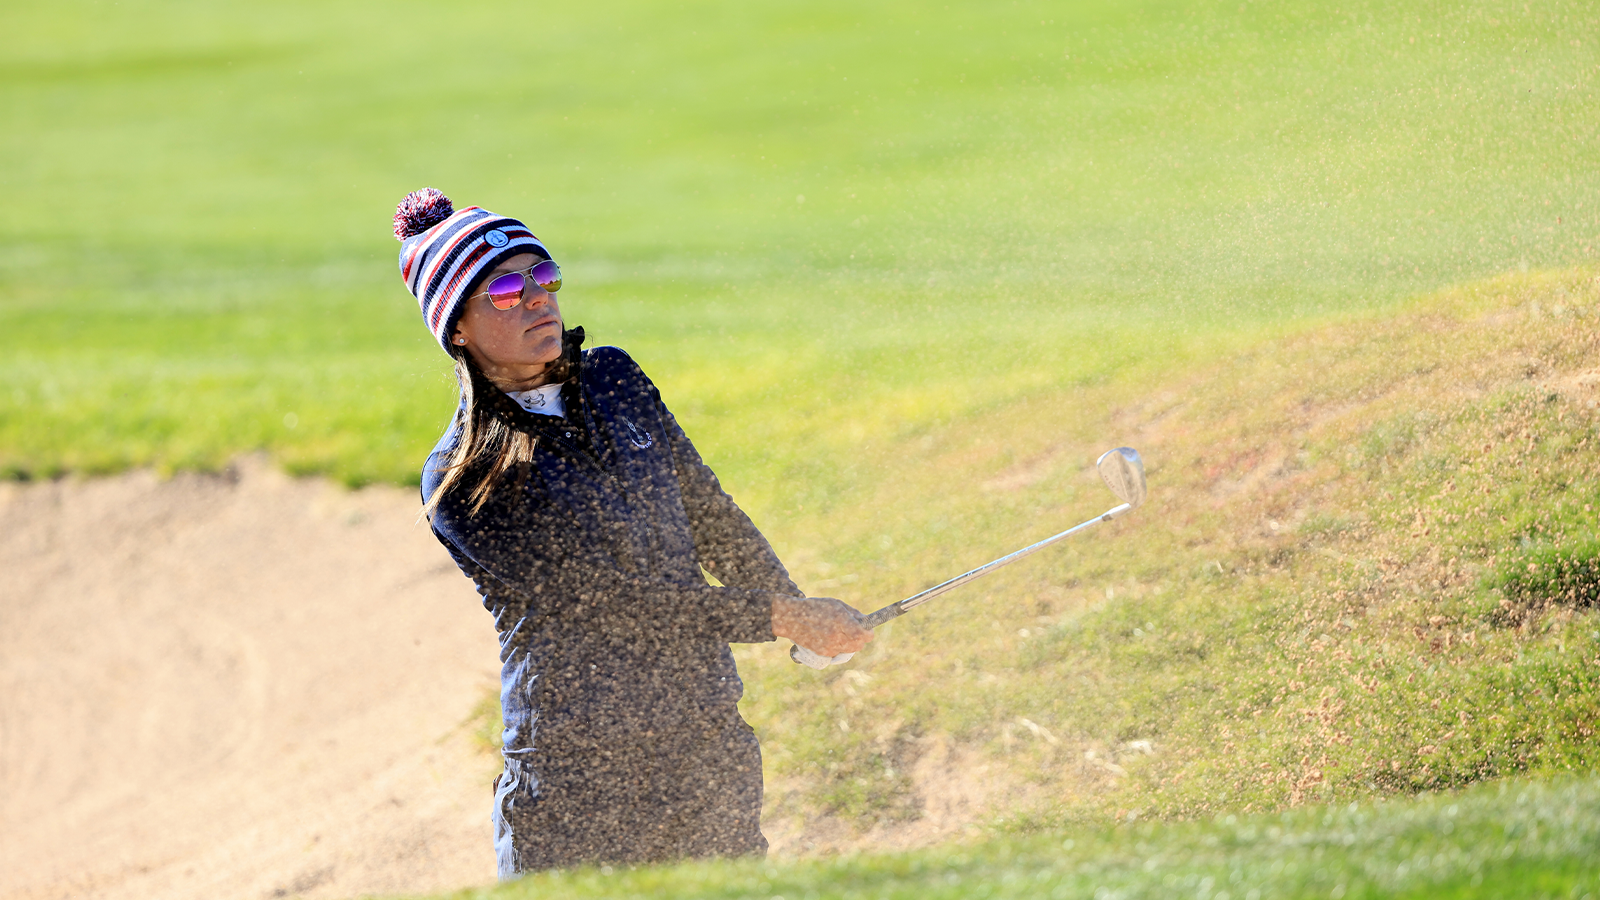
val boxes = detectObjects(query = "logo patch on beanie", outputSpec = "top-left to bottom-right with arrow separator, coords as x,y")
485,229 -> 510,247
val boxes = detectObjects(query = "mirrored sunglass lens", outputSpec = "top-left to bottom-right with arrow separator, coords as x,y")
531,259 -> 562,292
487,273 -> 525,309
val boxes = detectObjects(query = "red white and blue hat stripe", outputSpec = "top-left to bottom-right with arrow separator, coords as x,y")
393,189 -> 550,352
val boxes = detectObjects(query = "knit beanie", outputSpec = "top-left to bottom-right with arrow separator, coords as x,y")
393,188 -> 551,352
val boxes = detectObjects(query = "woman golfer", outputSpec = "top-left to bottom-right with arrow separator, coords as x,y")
392,188 -> 872,875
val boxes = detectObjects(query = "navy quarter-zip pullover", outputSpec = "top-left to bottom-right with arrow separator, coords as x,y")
422,338 -> 798,871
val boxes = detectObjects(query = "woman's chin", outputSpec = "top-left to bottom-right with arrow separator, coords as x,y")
513,333 -> 562,364
531,339 -> 565,365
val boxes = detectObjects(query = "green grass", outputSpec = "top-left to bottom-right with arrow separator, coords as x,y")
2,0 -> 1597,484
414,774 -> 1600,899
723,271 -> 1600,832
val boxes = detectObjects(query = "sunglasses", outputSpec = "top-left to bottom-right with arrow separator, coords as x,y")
476,259 -> 563,310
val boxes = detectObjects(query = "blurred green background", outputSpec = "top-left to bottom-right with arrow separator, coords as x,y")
2,0 -> 1594,491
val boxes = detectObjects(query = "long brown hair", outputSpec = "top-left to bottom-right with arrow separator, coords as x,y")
423,328 -> 582,517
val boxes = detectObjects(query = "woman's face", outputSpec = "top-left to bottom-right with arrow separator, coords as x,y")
451,252 -> 564,389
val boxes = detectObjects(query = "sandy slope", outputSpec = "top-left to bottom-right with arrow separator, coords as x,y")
0,459 -> 503,900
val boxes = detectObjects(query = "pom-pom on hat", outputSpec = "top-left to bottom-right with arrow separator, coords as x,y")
393,188 -> 551,353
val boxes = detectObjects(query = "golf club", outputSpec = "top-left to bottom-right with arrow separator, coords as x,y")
791,447 -> 1148,669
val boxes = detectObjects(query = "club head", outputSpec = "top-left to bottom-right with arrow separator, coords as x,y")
1096,447 -> 1147,509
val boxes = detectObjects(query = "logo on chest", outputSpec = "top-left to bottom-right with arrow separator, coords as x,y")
620,416 -> 654,450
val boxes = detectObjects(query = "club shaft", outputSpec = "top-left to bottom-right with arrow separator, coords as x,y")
862,503 -> 1131,629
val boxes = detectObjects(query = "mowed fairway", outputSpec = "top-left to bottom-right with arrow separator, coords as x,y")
4,0 -> 1600,898
1,0 -> 1594,487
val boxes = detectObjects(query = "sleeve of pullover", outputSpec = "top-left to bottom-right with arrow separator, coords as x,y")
652,385 -> 805,599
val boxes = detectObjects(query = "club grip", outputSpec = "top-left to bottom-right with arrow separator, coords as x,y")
864,603 -> 905,628
791,601 -> 901,669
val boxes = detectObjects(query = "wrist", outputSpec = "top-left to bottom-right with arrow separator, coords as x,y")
770,595 -> 802,640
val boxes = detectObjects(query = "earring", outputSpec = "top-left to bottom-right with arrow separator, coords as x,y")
454,337 -> 467,345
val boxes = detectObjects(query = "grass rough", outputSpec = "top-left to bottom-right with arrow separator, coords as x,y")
738,269 -> 1600,836
407,774 -> 1600,899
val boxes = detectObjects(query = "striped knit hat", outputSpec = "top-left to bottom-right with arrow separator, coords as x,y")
393,188 -> 551,352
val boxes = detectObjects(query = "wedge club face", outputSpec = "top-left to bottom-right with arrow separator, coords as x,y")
1096,447 -> 1147,509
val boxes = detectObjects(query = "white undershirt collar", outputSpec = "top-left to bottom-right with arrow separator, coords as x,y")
505,383 -> 565,418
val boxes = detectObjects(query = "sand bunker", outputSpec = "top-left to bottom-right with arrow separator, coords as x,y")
0,459 -> 502,900
0,460 -> 1023,899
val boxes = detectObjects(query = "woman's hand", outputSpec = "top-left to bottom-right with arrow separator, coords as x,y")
771,596 -> 874,657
